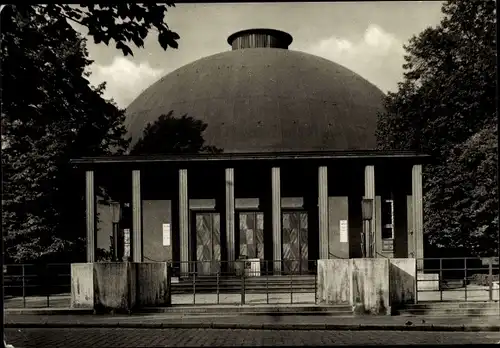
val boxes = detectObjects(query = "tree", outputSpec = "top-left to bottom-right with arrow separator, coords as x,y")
1,7 -> 131,262
1,3 -> 184,263
130,111 -> 222,155
376,0 -> 497,255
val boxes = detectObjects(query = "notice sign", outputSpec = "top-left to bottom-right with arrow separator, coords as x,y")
162,223 -> 171,246
123,228 -> 130,258
339,220 -> 348,243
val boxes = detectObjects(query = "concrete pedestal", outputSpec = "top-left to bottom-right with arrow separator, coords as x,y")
317,258 -> 416,315
71,262 -> 172,313
136,262 -> 171,307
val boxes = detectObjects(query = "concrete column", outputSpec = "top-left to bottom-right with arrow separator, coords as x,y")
412,164 -> 424,270
272,167 -> 282,273
179,169 -> 189,276
318,166 -> 329,259
364,165 -> 376,257
85,170 -> 95,262
132,170 -> 142,262
225,168 -> 236,267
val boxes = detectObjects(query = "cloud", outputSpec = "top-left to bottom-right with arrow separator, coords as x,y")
87,57 -> 165,108
305,24 -> 405,93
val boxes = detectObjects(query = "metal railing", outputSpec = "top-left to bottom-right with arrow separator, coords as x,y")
4,263 -> 72,308
415,257 -> 499,303
169,259 -> 318,305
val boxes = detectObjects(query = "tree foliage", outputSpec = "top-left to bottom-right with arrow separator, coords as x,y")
130,111 -> 222,155
1,6 -> 131,263
33,4 -> 179,56
376,0 -> 497,256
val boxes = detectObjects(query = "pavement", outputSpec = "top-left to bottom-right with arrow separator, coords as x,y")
4,312 -> 500,331
5,327 -> 500,347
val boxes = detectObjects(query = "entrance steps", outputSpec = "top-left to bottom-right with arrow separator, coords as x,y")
171,275 -> 316,294
395,301 -> 500,317
140,304 -> 353,316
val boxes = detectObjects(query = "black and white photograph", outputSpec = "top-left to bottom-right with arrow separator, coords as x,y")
1,1 -> 499,347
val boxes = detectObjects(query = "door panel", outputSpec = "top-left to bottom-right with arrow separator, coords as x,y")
282,211 -> 308,274
238,212 -> 264,259
195,213 -> 221,275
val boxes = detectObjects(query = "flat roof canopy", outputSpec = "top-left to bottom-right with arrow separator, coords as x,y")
70,150 -> 431,169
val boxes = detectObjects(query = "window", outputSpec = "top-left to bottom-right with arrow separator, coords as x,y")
381,199 -> 394,240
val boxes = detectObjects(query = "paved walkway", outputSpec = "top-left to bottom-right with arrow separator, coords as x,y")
6,327 -> 500,347
5,312 -> 500,330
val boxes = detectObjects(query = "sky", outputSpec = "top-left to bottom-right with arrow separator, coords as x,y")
79,2 -> 446,109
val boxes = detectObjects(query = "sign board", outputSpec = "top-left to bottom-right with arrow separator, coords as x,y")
123,228 -> 130,258
339,220 -> 348,243
162,223 -> 171,246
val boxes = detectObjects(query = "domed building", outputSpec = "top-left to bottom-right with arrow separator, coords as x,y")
72,29 -> 428,281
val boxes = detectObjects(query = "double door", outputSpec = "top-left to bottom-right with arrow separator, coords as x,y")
282,211 -> 309,274
194,213 -> 221,275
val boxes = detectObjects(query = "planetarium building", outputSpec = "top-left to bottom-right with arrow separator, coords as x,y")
72,29 -> 428,276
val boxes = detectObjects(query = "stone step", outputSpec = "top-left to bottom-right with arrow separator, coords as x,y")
397,308 -> 500,317
407,302 -> 499,309
396,301 -> 500,317
139,305 -> 351,314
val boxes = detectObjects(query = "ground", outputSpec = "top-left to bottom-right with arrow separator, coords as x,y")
5,328 -> 500,347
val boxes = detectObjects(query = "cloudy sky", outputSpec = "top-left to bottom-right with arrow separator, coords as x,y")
80,2 -> 445,108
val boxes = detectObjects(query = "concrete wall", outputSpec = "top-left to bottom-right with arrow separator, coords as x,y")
136,262 -> 171,306
71,263 -> 94,308
142,200 -> 172,262
389,258 -> 416,309
93,262 -> 136,312
351,258 -> 390,315
317,258 -> 417,315
71,263 -> 137,313
71,262 -> 173,311
317,259 -> 351,305
328,197 -> 349,259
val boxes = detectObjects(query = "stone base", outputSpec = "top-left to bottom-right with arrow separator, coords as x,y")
71,262 -> 171,313
317,258 -> 416,316
136,262 -> 171,307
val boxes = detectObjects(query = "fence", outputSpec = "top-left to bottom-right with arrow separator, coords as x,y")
5,257 -> 498,309
4,263 -> 72,308
416,257 -> 499,302
169,260 -> 318,305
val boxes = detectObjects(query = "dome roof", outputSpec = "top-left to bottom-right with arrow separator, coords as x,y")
125,29 -> 385,153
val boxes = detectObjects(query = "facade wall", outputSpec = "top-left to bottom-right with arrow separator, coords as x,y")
92,160 -> 421,268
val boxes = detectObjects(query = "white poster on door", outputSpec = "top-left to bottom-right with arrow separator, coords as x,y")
339,220 -> 348,243
162,223 -> 171,246
123,228 -> 130,258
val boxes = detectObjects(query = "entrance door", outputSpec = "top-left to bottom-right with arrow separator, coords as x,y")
282,211 -> 308,274
195,213 -> 221,275
238,212 -> 264,260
